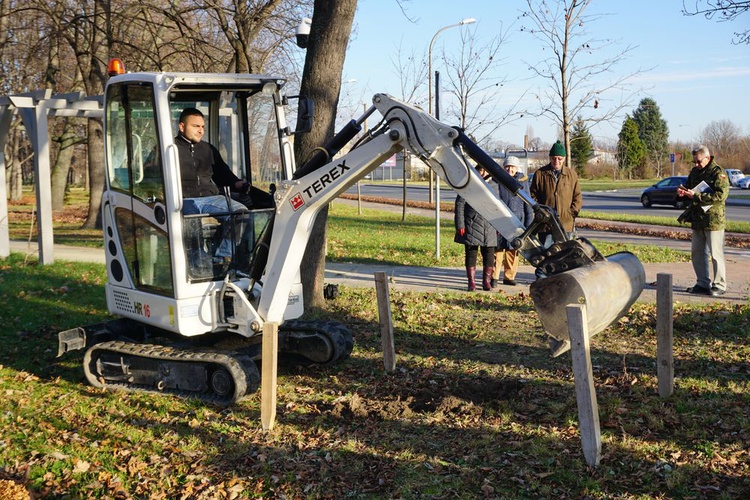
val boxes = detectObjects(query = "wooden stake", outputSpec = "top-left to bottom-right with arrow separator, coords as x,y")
260,321 -> 279,431
656,273 -> 674,398
374,272 -> 396,373
567,304 -> 601,467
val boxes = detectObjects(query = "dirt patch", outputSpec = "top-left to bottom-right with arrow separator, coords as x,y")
324,377 -> 520,421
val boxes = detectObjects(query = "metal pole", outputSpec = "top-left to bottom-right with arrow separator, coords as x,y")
435,70 -> 441,260
427,18 -> 474,259
427,18 -> 475,205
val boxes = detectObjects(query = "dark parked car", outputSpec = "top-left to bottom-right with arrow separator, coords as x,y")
640,176 -> 689,209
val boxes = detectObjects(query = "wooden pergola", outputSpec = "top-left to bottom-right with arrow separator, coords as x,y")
0,90 -> 102,263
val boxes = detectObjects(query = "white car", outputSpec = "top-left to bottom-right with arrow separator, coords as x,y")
725,168 -> 745,187
737,176 -> 750,189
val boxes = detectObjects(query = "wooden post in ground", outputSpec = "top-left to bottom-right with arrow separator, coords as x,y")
261,321 -> 279,431
374,272 -> 396,373
656,273 -> 674,398
567,304 -> 601,467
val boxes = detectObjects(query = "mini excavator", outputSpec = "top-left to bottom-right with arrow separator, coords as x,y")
58,61 -> 644,405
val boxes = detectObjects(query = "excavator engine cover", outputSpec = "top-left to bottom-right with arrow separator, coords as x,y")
530,251 -> 645,353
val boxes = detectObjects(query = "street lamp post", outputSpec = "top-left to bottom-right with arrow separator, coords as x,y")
427,18 -> 475,260
428,18 -> 476,116
426,18 -> 475,204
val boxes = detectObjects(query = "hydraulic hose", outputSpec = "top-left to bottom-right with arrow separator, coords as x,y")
293,120 -> 362,179
453,128 -> 523,195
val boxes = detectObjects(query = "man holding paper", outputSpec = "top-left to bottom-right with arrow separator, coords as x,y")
677,145 -> 729,296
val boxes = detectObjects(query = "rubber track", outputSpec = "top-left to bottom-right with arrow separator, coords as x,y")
83,340 -> 260,406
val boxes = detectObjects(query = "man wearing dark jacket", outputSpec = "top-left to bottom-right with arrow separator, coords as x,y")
530,140 -> 582,234
677,145 -> 729,296
530,141 -> 582,279
176,108 -> 249,259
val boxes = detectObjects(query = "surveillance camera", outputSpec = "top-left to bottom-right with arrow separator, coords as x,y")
296,18 -> 312,49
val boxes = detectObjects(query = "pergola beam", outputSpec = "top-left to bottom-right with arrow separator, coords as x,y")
0,90 -> 103,263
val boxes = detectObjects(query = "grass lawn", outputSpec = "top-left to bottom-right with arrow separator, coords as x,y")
0,186 -> 746,498
0,253 -> 748,498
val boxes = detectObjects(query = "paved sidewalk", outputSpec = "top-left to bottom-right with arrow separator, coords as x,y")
325,261 -> 750,305
328,198 -> 749,304
10,211 -> 750,304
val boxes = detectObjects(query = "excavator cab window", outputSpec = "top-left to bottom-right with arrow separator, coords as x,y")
168,88 -> 282,282
104,82 -> 173,294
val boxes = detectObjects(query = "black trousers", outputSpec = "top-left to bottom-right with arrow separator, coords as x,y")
464,245 -> 495,268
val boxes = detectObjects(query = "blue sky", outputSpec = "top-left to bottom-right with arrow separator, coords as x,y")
340,0 -> 750,148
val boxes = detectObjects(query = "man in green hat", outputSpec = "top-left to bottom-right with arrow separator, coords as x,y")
529,140 -> 583,278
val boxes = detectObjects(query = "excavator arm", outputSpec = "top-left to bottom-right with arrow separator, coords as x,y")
257,94 -> 645,352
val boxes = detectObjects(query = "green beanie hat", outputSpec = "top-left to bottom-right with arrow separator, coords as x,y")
549,140 -> 566,157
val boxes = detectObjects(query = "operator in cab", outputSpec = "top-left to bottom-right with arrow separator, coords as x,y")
175,107 -> 250,261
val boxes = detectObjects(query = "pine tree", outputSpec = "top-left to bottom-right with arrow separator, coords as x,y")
632,98 -> 669,177
570,116 -> 593,176
617,116 -> 645,179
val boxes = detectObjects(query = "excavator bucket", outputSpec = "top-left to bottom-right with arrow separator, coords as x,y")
530,251 -> 645,357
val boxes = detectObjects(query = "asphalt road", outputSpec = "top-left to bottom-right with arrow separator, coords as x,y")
346,183 -> 750,222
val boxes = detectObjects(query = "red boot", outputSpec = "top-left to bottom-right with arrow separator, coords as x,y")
466,266 -> 476,291
482,267 -> 493,291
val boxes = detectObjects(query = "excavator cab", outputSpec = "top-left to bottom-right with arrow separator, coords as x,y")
100,73 -> 302,336
56,71 -> 356,404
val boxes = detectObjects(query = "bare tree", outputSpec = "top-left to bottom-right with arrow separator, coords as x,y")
441,25 -> 525,145
699,119 -> 742,156
391,41 -> 428,105
520,0 -> 646,170
682,0 -> 750,44
294,0 -> 357,310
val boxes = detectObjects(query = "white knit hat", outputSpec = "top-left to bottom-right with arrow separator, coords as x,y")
503,156 -> 520,167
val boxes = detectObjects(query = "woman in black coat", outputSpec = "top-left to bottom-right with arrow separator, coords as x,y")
454,167 -> 496,291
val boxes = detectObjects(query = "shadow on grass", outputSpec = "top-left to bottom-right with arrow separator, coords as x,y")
2,255 -> 748,498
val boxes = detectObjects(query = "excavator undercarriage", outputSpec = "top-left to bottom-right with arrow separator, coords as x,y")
60,318 -> 353,405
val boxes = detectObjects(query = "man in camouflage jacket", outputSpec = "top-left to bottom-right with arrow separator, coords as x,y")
677,145 -> 729,296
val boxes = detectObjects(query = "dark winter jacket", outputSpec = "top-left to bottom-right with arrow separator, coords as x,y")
454,195 -> 496,247
497,172 -> 534,249
529,163 -> 582,233
684,157 -> 729,231
175,134 -> 241,198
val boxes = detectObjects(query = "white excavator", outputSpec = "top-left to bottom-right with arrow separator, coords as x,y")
57,60 -> 645,405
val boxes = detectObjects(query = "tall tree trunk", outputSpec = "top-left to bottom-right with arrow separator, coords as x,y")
81,0 -> 109,229
46,34 -> 75,210
9,128 -> 23,201
294,0 -> 357,310
51,120 -> 77,210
